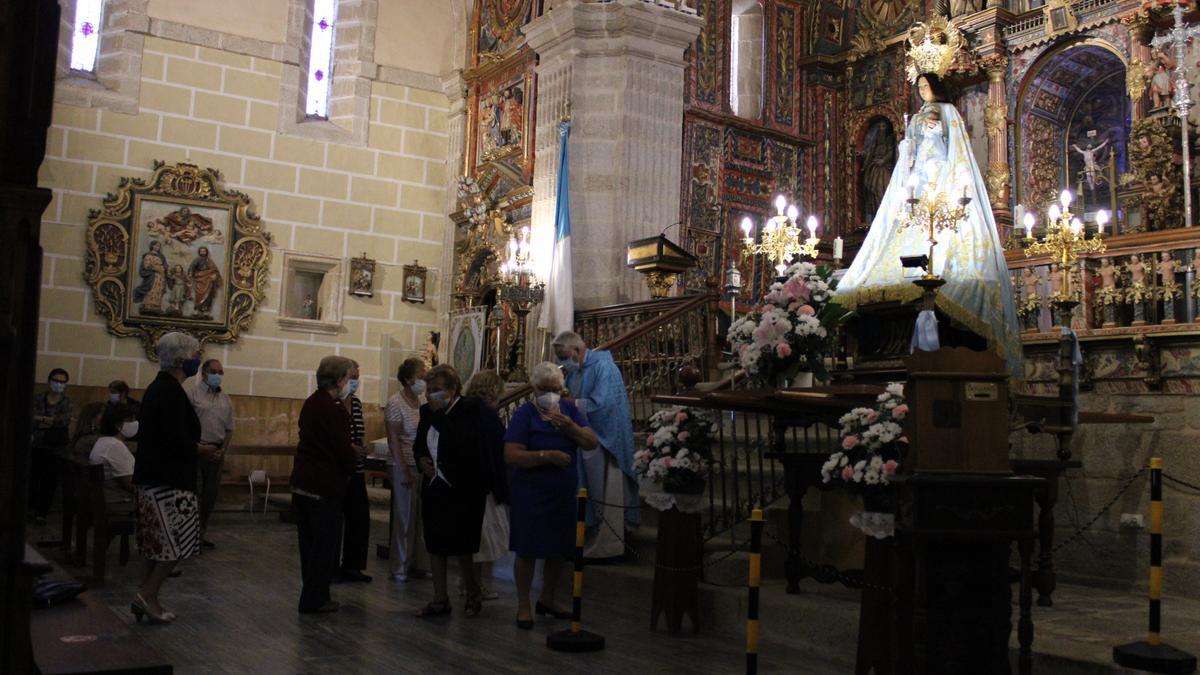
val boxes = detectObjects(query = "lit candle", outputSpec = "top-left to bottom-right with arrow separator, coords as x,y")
1015,203 -> 1025,226
1022,212 -> 1035,238
740,216 -> 753,238
1059,189 -> 1072,208
833,236 -> 844,260
508,238 -> 518,258
1070,217 -> 1083,236
1048,203 -> 1061,223
907,174 -> 918,200
1096,209 -> 1109,235
774,194 -> 787,215
786,204 -> 799,223
806,215 -> 819,238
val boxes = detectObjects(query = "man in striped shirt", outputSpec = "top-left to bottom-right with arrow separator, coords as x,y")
337,360 -> 372,583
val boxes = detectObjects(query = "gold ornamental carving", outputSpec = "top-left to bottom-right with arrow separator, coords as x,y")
1125,118 -> 1181,230
986,165 -> 1010,211
984,103 -> 1007,135
644,271 -> 680,299
1127,57 -> 1150,102
84,161 -> 272,360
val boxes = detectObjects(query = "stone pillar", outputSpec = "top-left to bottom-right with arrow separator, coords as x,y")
438,71 -> 468,354
982,55 -> 1013,238
524,0 -> 703,310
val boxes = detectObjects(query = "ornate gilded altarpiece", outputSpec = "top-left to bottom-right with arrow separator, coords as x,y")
84,161 -> 271,360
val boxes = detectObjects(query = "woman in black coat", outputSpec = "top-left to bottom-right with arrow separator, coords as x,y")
412,364 -> 499,617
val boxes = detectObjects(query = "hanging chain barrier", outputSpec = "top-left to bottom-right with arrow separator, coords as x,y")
1162,471 -> 1200,493
1054,467 -> 1146,555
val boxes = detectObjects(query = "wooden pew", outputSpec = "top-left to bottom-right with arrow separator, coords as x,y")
71,463 -> 133,585
29,547 -> 172,675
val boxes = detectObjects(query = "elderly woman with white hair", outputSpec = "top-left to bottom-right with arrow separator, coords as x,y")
131,331 -> 216,624
504,361 -> 598,629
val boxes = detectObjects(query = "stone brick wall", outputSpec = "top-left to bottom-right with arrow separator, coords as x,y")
1011,391 -> 1200,598
37,33 -> 449,409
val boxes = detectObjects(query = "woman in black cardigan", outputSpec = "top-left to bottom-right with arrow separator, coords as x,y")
412,364 -> 499,617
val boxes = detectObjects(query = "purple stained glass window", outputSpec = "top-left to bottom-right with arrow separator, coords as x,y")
305,0 -> 338,117
70,0 -> 105,72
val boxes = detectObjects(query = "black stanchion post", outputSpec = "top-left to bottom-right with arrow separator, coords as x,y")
1114,458 -> 1197,674
747,508 -> 763,675
548,488 -> 605,652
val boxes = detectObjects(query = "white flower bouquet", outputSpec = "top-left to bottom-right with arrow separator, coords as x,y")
634,406 -> 719,495
821,382 -> 907,491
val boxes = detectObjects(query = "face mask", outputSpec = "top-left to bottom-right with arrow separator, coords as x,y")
206,373 -> 223,389
428,390 -> 448,406
120,421 -> 139,438
536,391 -> 561,411
410,380 -> 427,396
182,358 -> 201,377
109,393 -> 121,404
339,381 -> 353,400
348,379 -> 360,396
49,381 -> 66,394
559,358 -> 579,373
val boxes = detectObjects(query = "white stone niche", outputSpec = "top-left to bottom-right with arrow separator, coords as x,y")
278,251 -> 345,334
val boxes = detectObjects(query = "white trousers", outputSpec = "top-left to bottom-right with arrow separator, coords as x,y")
581,448 -> 625,559
389,463 -> 425,577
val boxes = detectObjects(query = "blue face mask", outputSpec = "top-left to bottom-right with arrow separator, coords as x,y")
182,358 -> 202,377
349,379 -> 360,395
559,358 -> 580,373
206,373 -> 223,389
428,390 -> 448,405
49,381 -> 66,394
109,393 -> 121,404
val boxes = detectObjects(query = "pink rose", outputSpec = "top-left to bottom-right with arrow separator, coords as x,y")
882,460 -> 899,476
678,431 -> 691,442
675,412 -> 688,425
842,435 -> 859,450
797,304 -> 815,316
841,466 -> 854,480
788,302 -> 801,312
899,436 -> 908,444
865,410 -> 879,423
646,435 -> 654,446
663,457 -> 673,468
892,404 -> 909,419
776,343 -> 792,358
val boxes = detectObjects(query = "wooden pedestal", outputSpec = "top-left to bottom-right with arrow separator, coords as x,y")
650,507 -> 701,634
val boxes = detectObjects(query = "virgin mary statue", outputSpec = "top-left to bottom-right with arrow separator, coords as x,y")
835,62 -> 1022,378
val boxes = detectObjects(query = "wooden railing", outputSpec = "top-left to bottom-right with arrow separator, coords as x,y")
496,293 -> 720,428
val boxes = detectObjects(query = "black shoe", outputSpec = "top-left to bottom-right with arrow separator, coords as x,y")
339,569 -> 372,583
299,601 -> 340,614
465,591 -> 482,617
201,539 -> 215,549
535,601 -> 572,620
516,614 -> 534,630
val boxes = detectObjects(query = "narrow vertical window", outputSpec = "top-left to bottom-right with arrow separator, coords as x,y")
70,0 -> 105,73
305,0 -> 338,118
729,14 -> 740,113
730,0 -> 764,119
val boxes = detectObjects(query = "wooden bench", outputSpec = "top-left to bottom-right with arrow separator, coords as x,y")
28,547 -> 172,674
70,463 -> 133,585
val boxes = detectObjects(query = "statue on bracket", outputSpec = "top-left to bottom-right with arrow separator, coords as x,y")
84,161 -> 271,360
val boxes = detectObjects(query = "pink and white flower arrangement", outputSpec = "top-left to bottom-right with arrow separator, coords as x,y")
726,261 -> 847,384
635,406 -> 719,494
821,382 -> 907,490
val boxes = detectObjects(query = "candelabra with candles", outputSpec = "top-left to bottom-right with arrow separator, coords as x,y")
1020,189 -> 1108,326
900,175 -> 972,285
496,226 -> 544,376
740,195 -> 842,278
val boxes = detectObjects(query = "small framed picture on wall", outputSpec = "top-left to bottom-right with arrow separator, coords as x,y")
349,253 -> 376,297
403,260 -> 427,304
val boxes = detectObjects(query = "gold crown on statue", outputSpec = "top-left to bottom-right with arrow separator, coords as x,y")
905,17 -> 963,82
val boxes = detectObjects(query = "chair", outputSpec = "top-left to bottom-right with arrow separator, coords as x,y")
74,463 -> 133,585
248,470 -> 271,515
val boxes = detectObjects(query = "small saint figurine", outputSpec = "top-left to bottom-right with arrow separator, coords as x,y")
1019,267 -> 1042,332
301,293 -> 316,319
1048,263 -> 1064,300
1159,251 -> 1181,323
1125,254 -> 1151,325
1096,257 -> 1120,327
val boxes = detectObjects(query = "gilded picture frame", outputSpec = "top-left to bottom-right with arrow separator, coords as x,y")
349,253 -> 376,297
402,260 -> 428,304
84,161 -> 272,360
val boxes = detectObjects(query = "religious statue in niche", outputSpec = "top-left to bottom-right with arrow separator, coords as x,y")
85,161 -> 271,360
349,253 -> 376,297
1095,257 -> 1120,327
1018,267 -> 1042,332
1158,251 -> 1182,323
1126,118 -> 1181,230
860,118 -> 897,224
1125,254 -> 1153,325
851,57 -> 893,109
835,18 -> 1023,376
1071,138 -> 1110,192
1150,51 -> 1175,110
479,79 -> 527,163
302,294 -> 317,319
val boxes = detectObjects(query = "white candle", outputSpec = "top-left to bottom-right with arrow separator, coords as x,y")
740,216 -> 753,238
833,236 -> 844,260
806,215 -> 819,237
1096,209 -> 1109,235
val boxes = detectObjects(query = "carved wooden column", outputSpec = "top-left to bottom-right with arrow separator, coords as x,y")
982,55 -> 1013,239
1125,11 -> 1154,122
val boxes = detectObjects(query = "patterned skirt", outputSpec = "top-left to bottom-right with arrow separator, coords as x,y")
135,485 -> 201,561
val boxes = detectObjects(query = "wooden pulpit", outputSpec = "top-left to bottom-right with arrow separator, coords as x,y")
626,235 -> 697,298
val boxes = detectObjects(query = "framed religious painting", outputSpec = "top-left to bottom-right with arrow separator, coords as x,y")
448,307 -> 487,382
84,161 -> 271,360
402,260 -> 428,304
475,69 -> 535,171
349,253 -> 376,297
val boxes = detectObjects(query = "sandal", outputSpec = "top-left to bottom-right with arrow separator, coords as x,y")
465,590 -> 483,617
415,599 -> 451,618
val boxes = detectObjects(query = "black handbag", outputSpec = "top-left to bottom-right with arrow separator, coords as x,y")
31,576 -> 87,609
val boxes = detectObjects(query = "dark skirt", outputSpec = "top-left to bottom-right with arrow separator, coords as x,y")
508,465 -> 576,560
421,478 -> 486,556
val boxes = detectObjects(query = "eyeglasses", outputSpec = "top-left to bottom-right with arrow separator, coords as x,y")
50,378 -> 68,385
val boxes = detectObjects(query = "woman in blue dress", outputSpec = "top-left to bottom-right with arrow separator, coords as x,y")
504,362 -> 598,629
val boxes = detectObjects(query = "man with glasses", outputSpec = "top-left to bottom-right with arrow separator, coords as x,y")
188,359 -> 234,548
30,368 -> 74,525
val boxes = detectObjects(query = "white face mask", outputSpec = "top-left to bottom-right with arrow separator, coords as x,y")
339,380 -> 353,400
120,421 -> 139,438
109,393 -> 122,404
410,380 -> 427,396
535,391 -> 561,411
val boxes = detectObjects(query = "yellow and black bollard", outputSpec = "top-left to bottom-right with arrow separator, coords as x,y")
747,508 -> 763,675
548,488 -> 605,652
1113,458 -> 1197,674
